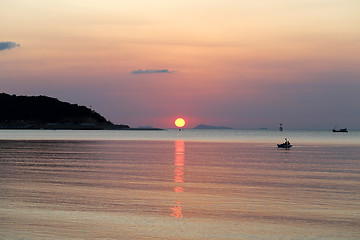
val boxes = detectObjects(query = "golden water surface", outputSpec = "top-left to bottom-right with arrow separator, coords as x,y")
1,140 -> 359,239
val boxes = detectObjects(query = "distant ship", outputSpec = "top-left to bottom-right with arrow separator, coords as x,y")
332,127 -> 348,132
279,123 -> 283,131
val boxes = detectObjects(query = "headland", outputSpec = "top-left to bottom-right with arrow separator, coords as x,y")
0,93 -> 132,130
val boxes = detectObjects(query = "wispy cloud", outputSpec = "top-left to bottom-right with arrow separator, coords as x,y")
131,69 -> 174,74
0,41 -> 20,51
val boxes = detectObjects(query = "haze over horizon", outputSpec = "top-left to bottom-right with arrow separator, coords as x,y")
1,1 -> 360,129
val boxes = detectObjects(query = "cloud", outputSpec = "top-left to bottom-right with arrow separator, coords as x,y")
0,41 -> 21,51
131,69 -> 174,74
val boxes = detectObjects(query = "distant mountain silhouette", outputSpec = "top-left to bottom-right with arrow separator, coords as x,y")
193,124 -> 233,130
0,93 -> 129,129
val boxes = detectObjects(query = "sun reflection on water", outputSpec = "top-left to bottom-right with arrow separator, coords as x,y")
171,140 -> 185,218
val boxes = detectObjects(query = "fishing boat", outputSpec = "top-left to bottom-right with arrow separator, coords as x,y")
277,138 -> 292,148
332,128 -> 348,132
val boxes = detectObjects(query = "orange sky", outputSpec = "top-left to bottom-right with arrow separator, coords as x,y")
1,0 -> 360,128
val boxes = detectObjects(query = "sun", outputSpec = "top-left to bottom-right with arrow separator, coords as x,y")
175,118 -> 186,128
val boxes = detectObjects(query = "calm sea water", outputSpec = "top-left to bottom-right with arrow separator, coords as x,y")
1,130 -> 359,239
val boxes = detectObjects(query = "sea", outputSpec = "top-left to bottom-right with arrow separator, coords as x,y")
1,129 -> 359,239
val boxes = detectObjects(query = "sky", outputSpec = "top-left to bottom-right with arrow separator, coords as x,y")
1,0 -> 360,129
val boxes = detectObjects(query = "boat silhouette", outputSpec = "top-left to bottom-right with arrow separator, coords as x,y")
332,127 -> 348,132
277,138 -> 292,148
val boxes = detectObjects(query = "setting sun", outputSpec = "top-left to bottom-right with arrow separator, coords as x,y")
175,118 -> 186,128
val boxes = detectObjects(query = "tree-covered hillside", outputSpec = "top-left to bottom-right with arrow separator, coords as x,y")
0,93 -> 129,129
